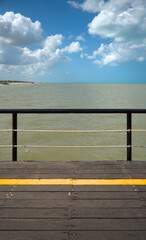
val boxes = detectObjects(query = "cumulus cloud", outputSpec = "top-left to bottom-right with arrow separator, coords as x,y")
68,0 -> 102,13
0,12 -> 83,76
0,34 -> 70,75
61,41 -> 83,53
0,11 -> 43,46
0,45 -> 26,65
91,41 -> 146,66
0,36 -> 82,68
68,0 -> 145,14
88,0 -> 146,42
69,0 -> 146,66
43,34 -> 63,51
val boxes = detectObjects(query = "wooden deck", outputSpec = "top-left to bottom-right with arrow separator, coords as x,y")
0,161 -> 146,240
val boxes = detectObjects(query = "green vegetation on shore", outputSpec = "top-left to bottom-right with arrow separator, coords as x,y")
0,80 -> 34,85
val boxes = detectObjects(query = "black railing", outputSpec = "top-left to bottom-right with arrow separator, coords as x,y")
0,109 -> 146,162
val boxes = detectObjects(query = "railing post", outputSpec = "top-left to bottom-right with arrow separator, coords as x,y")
127,113 -> 132,161
12,113 -> 17,161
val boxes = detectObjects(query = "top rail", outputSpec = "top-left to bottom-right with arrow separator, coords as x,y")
0,109 -> 146,114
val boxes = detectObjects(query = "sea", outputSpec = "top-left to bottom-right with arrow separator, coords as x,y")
0,83 -> 146,161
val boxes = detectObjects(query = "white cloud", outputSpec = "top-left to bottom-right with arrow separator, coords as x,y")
0,45 -> 26,65
0,11 -> 43,46
61,41 -> 83,53
88,0 -> 146,43
76,35 -> 85,42
68,0 -> 146,14
0,12 -> 83,76
0,37 -> 82,70
43,34 -> 63,51
68,0 -> 102,13
92,40 -> 146,66
0,34 -> 70,75
69,0 -> 146,66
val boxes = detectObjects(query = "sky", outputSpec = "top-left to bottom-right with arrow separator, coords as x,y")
0,0 -> 146,83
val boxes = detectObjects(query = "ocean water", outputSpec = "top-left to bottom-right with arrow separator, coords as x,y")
0,83 -> 146,161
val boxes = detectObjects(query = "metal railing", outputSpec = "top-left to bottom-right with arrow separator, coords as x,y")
0,109 -> 146,161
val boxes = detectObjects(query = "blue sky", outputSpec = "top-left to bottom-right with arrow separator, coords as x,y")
0,0 -> 146,83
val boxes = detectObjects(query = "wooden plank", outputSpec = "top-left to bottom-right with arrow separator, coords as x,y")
0,191 -> 73,200
0,219 -> 146,230
1,207 -> 145,220
70,231 -> 146,240
130,174 -> 146,179
0,162 -> 73,168
0,174 -> 74,179
72,174 -> 130,178
0,161 -> 145,167
73,167 -> 146,172
123,166 -> 146,169
0,199 -> 70,208
137,186 -> 146,191
1,190 -> 145,200
73,161 -> 124,165
0,168 -> 135,174
73,161 -> 124,166
129,169 -> 146,174
0,231 -> 69,240
3,209 -> 144,221
0,231 -> 146,240
72,185 -> 139,192
71,169 -> 125,173
71,207 -> 146,218
71,199 -> 145,208
1,171 -> 132,176
0,162 -> 118,169
75,165 -> 124,170
0,219 -> 69,230
0,168 -> 74,174
70,191 -> 146,199
0,185 -> 73,192
0,208 -> 68,219
124,161 -> 146,165
0,185 -> 141,192
0,199 -> 144,208
74,161 -> 146,167
69,219 -> 146,231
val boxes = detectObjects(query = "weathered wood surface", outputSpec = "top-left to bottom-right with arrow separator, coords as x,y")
0,161 -> 146,240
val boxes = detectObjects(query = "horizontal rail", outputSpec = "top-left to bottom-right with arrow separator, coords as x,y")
0,109 -> 146,114
0,144 -> 132,148
0,145 -> 146,148
0,129 -> 146,133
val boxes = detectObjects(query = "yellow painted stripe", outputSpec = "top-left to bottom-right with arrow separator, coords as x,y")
0,179 -> 146,185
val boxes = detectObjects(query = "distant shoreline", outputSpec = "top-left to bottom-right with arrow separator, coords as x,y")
0,81 -> 35,85
0,81 -> 146,85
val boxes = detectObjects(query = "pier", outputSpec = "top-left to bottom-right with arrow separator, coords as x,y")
0,161 -> 146,240
0,109 -> 146,239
